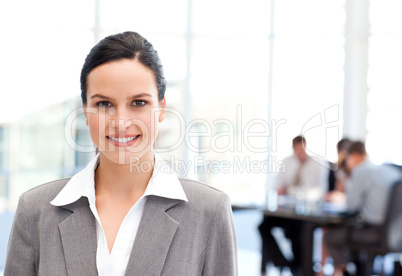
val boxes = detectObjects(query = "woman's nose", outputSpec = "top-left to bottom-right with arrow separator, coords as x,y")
109,108 -> 132,131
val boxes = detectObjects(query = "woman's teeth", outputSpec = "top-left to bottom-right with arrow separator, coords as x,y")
109,136 -> 137,143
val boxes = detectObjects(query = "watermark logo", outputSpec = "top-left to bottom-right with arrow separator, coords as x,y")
64,104 -> 341,174
129,155 -> 286,176
301,104 -> 340,170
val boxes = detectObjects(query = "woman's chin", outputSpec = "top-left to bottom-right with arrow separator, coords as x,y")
100,149 -> 151,166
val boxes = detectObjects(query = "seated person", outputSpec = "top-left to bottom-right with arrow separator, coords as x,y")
324,138 -> 352,203
319,138 -> 352,275
276,136 -> 329,201
259,135 -> 329,275
324,141 -> 401,276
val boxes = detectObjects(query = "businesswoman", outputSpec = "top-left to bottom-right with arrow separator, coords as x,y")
5,32 -> 237,276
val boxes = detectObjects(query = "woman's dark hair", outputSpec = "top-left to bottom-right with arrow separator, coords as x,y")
80,31 -> 166,104
336,138 -> 352,153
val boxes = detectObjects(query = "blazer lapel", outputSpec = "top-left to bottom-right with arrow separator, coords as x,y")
125,196 -> 182,276
58,197 -> 98,276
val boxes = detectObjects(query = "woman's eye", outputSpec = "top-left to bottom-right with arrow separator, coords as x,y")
97,101 -> 111,108
133,100 -> 146,107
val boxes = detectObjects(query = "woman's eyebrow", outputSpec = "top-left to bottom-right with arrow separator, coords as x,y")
91,94 -> 114,100
127,93 -> 153,100
90,93 -> 152,100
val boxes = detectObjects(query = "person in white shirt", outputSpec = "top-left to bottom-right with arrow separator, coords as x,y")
5,31 -> 237,276
259,135 -> 329,275
276,136 -> 329,201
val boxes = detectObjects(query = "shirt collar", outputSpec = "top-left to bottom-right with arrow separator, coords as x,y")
50,153 -> 188,207
144,154 -> 188,201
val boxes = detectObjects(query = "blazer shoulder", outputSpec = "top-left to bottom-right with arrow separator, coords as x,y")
19,178 -> 71,208
178,177 -> 230,206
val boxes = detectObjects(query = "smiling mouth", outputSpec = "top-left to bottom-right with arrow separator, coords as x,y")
107,135 -> 140,146
109,136 -> 139,143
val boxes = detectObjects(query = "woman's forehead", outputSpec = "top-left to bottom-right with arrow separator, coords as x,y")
86,59 -> 158,99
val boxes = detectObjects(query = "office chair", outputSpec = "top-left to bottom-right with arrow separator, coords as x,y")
347,179 -> 402,276
384,163 -> 402,174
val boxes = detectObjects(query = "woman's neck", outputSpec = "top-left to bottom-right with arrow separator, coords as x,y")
94,151 -> 155,200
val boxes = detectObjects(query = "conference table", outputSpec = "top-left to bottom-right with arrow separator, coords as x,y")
233,196 -> 353,276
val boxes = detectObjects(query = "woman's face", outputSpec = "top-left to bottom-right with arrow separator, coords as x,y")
84,58 -> 165,165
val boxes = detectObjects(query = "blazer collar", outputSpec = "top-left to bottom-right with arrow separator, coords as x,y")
58,197 -> 98,276
57,194 -> 184,276
51,153 -> 188,208
125,195 -> 184,276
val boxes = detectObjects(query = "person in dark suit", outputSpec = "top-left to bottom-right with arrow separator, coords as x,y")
319,138 -> 352,275
5,31 -> 237,276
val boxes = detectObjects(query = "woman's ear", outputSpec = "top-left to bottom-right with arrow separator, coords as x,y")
83,104 -> 89,126
158,97 -> 166,122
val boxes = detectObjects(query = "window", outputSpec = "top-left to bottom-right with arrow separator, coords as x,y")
1,0 -> 347,206
367,0 -> 402,165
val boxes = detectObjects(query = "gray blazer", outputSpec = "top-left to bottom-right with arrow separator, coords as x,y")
4,178 -> 237,276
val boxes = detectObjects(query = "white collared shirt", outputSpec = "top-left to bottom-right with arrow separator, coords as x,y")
51,153 -> 188,276
276,155 -> 329,201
